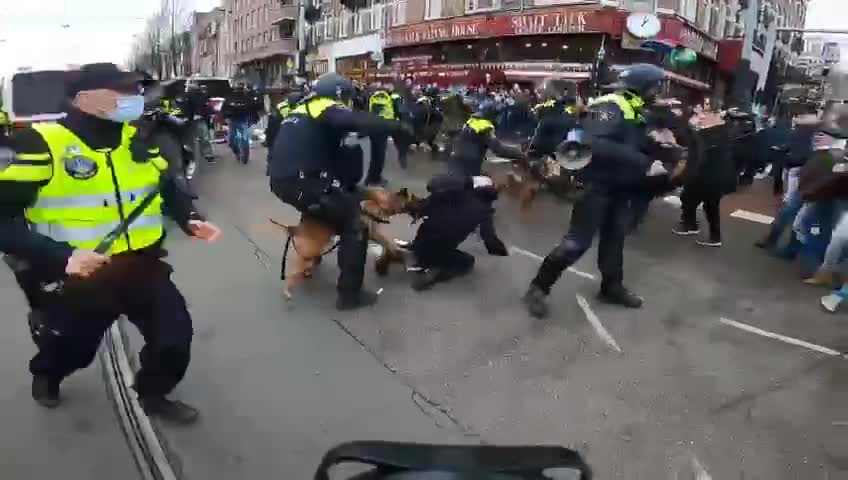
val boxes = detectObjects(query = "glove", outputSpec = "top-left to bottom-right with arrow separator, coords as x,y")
646,160 -> 668,176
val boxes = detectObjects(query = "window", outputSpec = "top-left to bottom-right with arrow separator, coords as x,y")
390,0 -> 407,26
339,10 -> 349,37
425,0 -> 442,19
279,19 -> 295,38
372,2 -> 385,30
681,0 -> 698,22
465,0 -> 498,13
623,0 -> 656,13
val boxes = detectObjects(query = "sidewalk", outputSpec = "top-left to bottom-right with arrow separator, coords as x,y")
125,212 -> 470,479
0,268 -> 137,478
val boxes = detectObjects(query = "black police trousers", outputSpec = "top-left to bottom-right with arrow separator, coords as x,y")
28,261 -> 193,397
368,135 -> 388,183
271,176 -> 367,295
531,184 -> 631,293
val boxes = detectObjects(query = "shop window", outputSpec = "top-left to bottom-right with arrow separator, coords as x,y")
466,0 -> 499,13
425,0 -> 442,19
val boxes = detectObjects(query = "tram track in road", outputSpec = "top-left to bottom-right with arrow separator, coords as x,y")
100,321 -> 180,480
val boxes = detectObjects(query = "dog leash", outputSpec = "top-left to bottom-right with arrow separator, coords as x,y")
275,204 -> 390,281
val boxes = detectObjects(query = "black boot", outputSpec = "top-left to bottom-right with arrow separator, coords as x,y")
522,284 -> 550,319
598,285 -> 643,309
32,375 -> 61,409
484,238 -> 509,256
336,289 -> 379,311
139,395 -> 200,425
411,268 -> 441,291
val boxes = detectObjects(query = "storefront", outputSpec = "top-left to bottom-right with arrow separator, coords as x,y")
382,6 -> 616,87
381,5 -> 719,98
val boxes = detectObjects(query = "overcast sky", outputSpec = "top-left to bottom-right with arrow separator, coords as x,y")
0,0 -> 845,74
0,0 -> 219,73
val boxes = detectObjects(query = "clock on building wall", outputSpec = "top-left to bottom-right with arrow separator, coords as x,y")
626,13 -> 662,39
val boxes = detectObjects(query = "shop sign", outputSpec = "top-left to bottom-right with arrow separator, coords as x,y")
506,10 -> 590,36
384,8 -> 612,48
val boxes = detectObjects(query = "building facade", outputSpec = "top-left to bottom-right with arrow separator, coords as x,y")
191,8 -> 228,77
378,0 -> 750,101
305,0 -> 405,81
222,0 -> 300,89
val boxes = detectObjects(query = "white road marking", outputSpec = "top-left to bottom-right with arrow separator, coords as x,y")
692,455 -> 712,480
730,209 -> 774,224
576,294 -> 622,353
509,246 -> 596,280
719,317 -> 846,358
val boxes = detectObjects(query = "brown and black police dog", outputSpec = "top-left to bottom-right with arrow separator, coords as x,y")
270,187 -> 420,299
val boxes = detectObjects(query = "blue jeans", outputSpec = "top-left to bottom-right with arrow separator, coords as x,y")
228,120 -> 250,161
763,186 -> 803,257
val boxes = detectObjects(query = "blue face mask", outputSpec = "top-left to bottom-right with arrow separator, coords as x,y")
106,95 -> 145,123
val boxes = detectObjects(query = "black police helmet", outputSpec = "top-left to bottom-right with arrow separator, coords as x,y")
313,73 -> 354,103
818,103 -> 848,139
286,92 -> 304,106
611,63 -> 666,98
475,99 -> 499,122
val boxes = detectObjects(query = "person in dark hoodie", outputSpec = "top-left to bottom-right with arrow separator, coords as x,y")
672,109 -> 735,247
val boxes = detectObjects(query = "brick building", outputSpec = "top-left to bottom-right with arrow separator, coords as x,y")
191,8 -> 228,77
222,0 -> 300,88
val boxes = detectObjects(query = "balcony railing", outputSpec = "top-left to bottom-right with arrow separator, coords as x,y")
310,2 -> 405,45
269,4 -> 299,25
236,38 -> 297,64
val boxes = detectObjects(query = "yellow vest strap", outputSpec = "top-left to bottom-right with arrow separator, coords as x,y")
30,215 -> 163,245
32,185 -> 158,210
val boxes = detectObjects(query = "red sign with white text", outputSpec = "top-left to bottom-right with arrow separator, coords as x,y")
384,8 -> 619,48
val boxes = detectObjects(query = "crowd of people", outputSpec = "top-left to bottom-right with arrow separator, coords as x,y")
3,59 -> 847,427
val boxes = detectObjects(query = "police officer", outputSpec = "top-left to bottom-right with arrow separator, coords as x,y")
268,73 -> 413,310
367,83 -> 405,185
527,79 -> 581,161
523,63 -> 674,317
408,174 -> 502,291
265,91 -> 304,175
447,100 -> 524,256
0,63 -> 222,423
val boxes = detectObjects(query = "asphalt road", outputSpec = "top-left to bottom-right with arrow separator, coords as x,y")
158,139 -> 846,479
0,267 -> 138,478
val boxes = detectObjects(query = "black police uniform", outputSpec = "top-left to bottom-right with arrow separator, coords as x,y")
0,104 -> 202,423
447,108 -> 523,256
268,88 -> 410,309
409,174 -> 499,290
527,99 -> 580,161
525,78 -> 665,316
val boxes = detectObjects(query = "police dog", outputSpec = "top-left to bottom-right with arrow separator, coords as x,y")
271,188 -> 418,299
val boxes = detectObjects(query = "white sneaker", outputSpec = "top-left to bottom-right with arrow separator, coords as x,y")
821,293 -> 842,313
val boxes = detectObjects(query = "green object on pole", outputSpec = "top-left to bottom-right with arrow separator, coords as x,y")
670,47 -> 697,67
